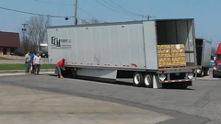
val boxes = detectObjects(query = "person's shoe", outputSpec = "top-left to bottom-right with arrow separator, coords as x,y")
60,76 -> 64,78
57,76 -> 59,78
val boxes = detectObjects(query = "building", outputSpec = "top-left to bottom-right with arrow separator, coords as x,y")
0,31 -> 20,55
40,43 -> 48,52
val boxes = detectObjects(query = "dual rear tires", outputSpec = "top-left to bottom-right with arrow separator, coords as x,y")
133,72 -> 153,88
199,67 -> 210,77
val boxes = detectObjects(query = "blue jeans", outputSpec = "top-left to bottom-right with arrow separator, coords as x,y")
56,66 -> 62,76
25,63 -> 30,73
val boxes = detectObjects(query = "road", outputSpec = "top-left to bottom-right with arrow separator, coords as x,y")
1,74 -> 221,124
0,58 -> 49,64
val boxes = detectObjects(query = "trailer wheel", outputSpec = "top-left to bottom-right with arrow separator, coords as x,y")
200,68 -> 204,77
133,72 -> 144,87
144,73 -> 153,88
204,68 -> 210,76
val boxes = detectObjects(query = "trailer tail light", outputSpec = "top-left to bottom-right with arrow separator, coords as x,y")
159,70 -> 166,74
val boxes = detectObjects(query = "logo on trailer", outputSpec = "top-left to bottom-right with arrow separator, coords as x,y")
51,37 -> 72,49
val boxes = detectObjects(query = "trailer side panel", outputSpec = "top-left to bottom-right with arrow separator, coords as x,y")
48,23 -> 147,70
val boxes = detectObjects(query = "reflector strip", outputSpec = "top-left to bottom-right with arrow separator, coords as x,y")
161,79 -> 192,83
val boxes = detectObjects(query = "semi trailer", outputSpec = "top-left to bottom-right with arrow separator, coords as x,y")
195,38 -> 212,77
47,19 -> 197,89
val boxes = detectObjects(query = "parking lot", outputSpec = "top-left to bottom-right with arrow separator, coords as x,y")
0,73 -> 220,124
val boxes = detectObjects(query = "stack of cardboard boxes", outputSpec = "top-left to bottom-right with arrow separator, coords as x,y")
158,44 -> 186,68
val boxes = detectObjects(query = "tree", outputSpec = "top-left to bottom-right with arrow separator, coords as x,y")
25,16 -> 50,52
81,18 -> 100,24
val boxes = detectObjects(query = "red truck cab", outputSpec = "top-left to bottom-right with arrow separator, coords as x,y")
213,42 -> 221,78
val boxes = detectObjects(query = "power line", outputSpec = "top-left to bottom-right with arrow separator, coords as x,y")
94,0 -> 133,16
33,0 -> 74,6
32,0 -> 97,19
107,0 -> 144,17
0,6 -> 74,18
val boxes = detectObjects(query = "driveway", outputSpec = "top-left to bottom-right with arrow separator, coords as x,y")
0,74 -> 213,124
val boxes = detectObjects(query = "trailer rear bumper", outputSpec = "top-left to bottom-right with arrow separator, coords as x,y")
160,79 -> 194,83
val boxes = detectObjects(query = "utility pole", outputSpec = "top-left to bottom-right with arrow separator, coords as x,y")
22,24 -> 28,42
147,15 -> 155,21
74,0 -> 78,25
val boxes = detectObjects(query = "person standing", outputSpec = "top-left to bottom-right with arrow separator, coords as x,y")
33,52 -> 42,75
56,58 -> 66,78
30,50 -> 36,74
25,51 -> 31,75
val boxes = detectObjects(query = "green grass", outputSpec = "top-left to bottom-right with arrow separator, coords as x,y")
0,56 -> 9,60
0,64 -> 55,70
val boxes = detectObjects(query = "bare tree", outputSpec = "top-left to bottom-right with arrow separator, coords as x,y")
81,18 -> 100,24
90,18 -> 100,24
26,16 -> 50,51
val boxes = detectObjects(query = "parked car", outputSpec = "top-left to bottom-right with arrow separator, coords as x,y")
10,51 -> 24,56
40,52 -> 48,58
210,60 -> 215,68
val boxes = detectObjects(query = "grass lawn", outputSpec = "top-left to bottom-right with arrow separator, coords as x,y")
0,64 -> 55,70
0,56 -> 9,60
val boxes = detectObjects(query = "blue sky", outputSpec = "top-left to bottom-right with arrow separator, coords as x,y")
0,0 -> 220,46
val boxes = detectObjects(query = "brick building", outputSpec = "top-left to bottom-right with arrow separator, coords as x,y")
0,31 -> 20,55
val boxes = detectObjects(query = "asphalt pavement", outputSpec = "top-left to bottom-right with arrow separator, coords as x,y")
1,74 -> 220,124
0,83 -> 173,124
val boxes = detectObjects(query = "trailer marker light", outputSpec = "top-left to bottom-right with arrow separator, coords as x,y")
131,64 -> 137,67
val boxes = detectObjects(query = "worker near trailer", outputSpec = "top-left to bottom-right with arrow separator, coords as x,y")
30,50 -> 36,74
33,52 -> 42,75
56,58 -> 66,78
24,51 -> 31,75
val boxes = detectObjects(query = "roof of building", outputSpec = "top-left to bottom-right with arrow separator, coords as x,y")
0,31 -> 20,47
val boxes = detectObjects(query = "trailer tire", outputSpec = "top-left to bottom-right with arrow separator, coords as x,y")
200,68 -> 204,77
133,72 -> 144,87
144,73 -> 153,88
204,68 -> 210,76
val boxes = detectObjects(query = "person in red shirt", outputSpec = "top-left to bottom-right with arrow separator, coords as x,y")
56,58 -> 66,78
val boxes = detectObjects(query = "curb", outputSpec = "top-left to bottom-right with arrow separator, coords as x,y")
0,69 -> 55,74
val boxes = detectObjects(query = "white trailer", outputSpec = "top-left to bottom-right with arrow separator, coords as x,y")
47,19 -> 197,89
195,38 -> 212,76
